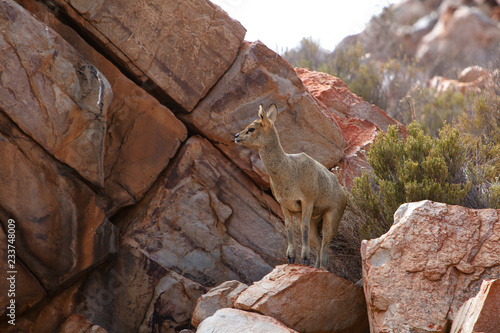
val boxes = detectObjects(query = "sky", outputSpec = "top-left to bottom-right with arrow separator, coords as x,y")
210,0 -> 399,52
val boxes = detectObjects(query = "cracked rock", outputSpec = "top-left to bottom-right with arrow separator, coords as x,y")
362,200 -> 500,333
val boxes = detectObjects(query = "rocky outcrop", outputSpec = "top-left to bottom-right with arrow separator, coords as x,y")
362,200 -> 500,333
0,107 -> 117,306
450,279 -> 500,333
0,0 -> 111,187
234,265 -> 369,333
16,0 -> 189,214
197,308 -> 299,333
49,0 -> 246,111
0,227 -> 45,318
180,41 -> 345,187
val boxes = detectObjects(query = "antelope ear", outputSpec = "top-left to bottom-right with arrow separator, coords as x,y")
267,104 -> 278,123
258,104 -> 266,120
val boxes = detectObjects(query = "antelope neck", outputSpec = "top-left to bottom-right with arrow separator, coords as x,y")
258,127 -> 289,178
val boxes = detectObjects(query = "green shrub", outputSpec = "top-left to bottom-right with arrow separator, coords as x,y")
351,122 -> 473,239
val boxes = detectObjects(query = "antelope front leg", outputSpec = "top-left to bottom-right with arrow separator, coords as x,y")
300,202 -> 314,266
282,208 -> 296,264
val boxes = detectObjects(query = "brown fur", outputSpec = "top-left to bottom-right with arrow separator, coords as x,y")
235,104 -> 347,269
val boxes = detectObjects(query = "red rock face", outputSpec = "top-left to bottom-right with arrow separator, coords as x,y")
59,314 -> 107,333
0,112 -> 116,292
49,0 -> 246,111
362,200 -> 500,333
0,0 -> 112,187
14,0 -> 189,215
296,68 -> 405,189
9,0 -> 499,331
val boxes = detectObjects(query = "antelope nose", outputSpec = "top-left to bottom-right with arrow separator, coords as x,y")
235,133 -> 240,138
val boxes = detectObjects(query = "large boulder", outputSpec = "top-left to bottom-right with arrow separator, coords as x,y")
197,308 -> 298,333
119,136 -> 286,287
180,42 -> 345,187
49,0 -> 246,111
0,0 -> 112,187
362,200 -> 500,333
234,264 -> 369,333
15,0 -> 188,214
451,279 -> 500,333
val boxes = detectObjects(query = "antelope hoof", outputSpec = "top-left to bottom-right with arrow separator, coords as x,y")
288,256 -> 296,264
302,258 -> 311,266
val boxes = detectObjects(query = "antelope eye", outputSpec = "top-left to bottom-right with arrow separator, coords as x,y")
247,128 -> 255,133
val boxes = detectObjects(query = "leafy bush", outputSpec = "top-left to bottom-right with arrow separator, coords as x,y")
351,122 -> 476,239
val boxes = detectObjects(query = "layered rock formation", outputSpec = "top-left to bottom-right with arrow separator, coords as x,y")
4,0 -> 498,331
0,0 -> 376,331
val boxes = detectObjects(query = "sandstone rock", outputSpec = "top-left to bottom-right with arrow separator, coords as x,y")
76,244 -> 206,332
197,308 -> 298,333
50,0 -> 246,111
0,112 -> 117,292
362,200 -> 500,333
192,280 -> 249,328
234,264 -> 369,333
296,68 -> 405,189
59,313 -> 107,333
296,68 -> 403,133
180,42 -> 345,187
0,0 -> 112,187
120,136 -> 286,287
15,0 -> 188,214
417,5 -> 500,76
451,279 -> 500,333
